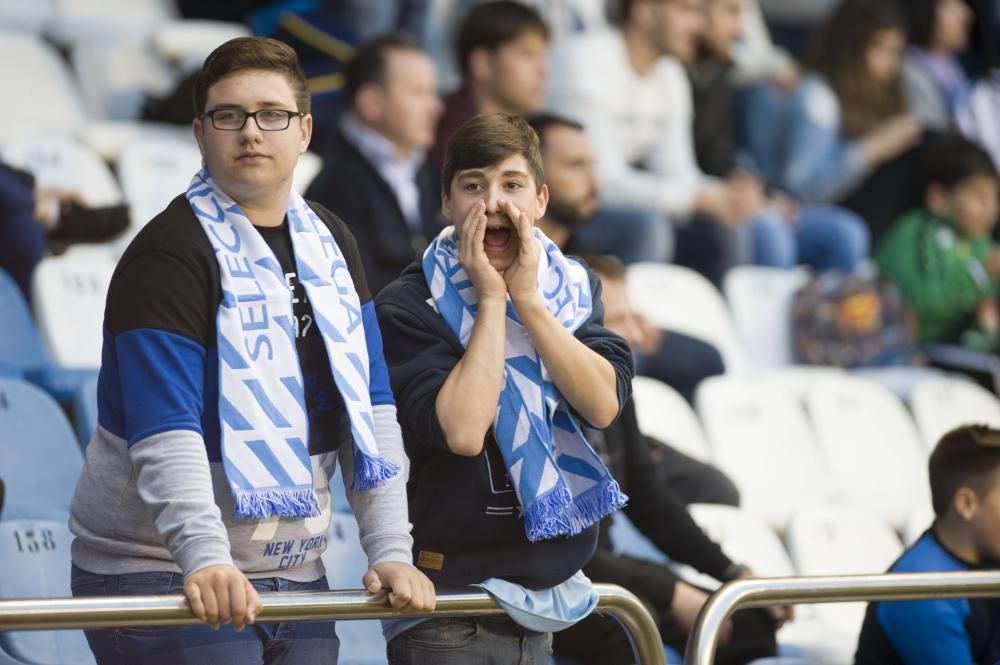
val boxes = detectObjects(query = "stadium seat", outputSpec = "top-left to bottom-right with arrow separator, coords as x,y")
46,0 -> 176,44
152,19 -> 251,66
785,505 -> 903,645
903,504 -> 935,546
723,266 -> 810,370
320,513 -> 388,665
71,37 -> 174,121
0,378 -> 83,520
31,252 -> 115,370
626,263 -> 750,373
2,135 -> 122,208
683,504 -> 796,585
294,150 -> 324,196
0,520 -> 95,665
0,30 -> 89,144
0,268 -> 94,403
696,376 -> 831,530
910,377 -> 1000,450
631,376 -> 712,462
73,374 -> 99,448
0,0 -> 55,33
806,376 -> 929,529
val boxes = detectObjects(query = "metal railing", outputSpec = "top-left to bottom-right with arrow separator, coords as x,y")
685,571 -> 1000,665
0,582 -> 665,665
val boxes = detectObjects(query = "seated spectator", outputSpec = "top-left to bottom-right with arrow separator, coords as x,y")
690,0 -> 869,272
429,1 -> 550,170
548,0 -> 765,286
305,34 -> 443,295
745,0 -> 925,243
728,0 -> 799,89
855,424 -> 1000,664
875,134 -> 998,353
527,111 -> 727,402
901,0 -> 973,130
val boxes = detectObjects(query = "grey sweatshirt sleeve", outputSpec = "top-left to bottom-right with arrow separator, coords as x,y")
129,431 -> 235,576
340,404 -> 414,568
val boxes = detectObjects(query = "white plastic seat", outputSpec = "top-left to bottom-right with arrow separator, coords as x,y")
47,0 -> 176,44
2,135 -> 122,207
903,503 -> 935,546
687,504 -> 796,580
294,150 -> 324,196
116,135 -> 203,233
910,377 -> 1000,450
696,376 -> 830,530
0,30 -> 88,144
321,513 -> 388,665
71,37 -> 174,120
786,505 -> 903,643
723,266 -> 810,370
0,0 -> 55,33
152,19 -> 251,66
31,252 -> 115,369
631,376 -> 711,462
806,376 -> 929,529
626,263 -> 749,373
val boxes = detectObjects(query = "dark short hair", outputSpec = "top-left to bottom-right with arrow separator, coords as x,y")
607,0 -> 635,26
456,1 -> 550,79
579,254 -> 626,281
442,113 -> 545,194
525,112 -> 584,149
922,132 -> 1000,191
193,37 -> 310,116
929,425 -> 1000,518
343,32 -> 424,108
901,0 -> 938,48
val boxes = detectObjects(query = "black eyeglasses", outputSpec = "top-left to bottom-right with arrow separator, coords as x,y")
202,109 -> 304,131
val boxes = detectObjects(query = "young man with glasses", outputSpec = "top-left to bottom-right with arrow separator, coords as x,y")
68,37 -> 434,665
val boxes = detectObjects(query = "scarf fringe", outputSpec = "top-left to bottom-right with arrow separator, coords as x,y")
525,479 -> 629,542
351,451 -> 401,492
232,487 -> 321,520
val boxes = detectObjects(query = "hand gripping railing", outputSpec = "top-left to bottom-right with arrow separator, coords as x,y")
0,582 -> 665,665
685,571 -> 1000,665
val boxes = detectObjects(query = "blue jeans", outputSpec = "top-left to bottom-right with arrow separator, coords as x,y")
571,206 -> 673,264
386,615 -> 552,665
70,565 -> 339,665
748,206 -> 869,272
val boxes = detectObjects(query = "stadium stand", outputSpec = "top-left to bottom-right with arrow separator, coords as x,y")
2,135 -> 122,208
45,0 -> 176,45
72,374 -> 98,449
631,375 -> 712,462
71,37 -> 175,121
723,266 -> 810,370
696,376 -> 831,530
910,376 -> 1000,450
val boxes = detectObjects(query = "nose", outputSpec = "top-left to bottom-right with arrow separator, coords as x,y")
239,115 -> 264,143
483,184 -> 502,215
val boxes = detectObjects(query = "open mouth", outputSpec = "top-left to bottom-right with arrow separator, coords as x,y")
483,226 -> 513,252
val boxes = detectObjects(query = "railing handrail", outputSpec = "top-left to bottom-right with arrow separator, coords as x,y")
0,583 -> 665,665
685,570 -> 1000,665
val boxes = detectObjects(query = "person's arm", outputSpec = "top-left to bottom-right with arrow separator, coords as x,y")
502,201 -> 620,428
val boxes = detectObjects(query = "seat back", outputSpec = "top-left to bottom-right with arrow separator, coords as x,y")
31,253 -> 115,370
73,374 -> 99,448
786,505 -> 903,641
626,263 -> 749,373
723,266 -> 810,370
806,376 -> 929,529
697,376 -> 830,530
0,269 -> 50,374
2,135 -> 122,207
71,37 -> 173,120
0,378 -> 83,520
688,504 -> 796,578
631,376 -> 711,462
116,135 -> 203,235
321,513 -> 388,665
47,0 -> 176,44
910,377 -> 1000,450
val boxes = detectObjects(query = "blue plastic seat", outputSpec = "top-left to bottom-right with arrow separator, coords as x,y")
0,377 -> 83,520
0,519 -> 95,664
0,268 -> 95,404
72,374 -> 99,448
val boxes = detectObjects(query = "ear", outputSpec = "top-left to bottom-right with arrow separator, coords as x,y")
299,113 -> 313,153
355,84 -> 385,123
536,183 -> 549,219
926,182 -> 950,217
193,117 -> 206,156
953,486 -> 980,522
468,47 -> 494,85
441,190 -> 452,221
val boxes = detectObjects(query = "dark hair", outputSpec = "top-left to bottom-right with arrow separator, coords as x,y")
343,32 -> 424,108
922,132 -> 1000,191
606,0 -> 635,26
442,113 -> 545,194
456,1 -> 550,79
930,425 -> 1000,517
193,37 -> 310,116
803,0 -> 907,137
525,112 -> 584,149
579,254 -> 626,280
902,0 -> 938,47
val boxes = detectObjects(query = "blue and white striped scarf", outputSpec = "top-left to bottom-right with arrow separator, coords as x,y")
187,167 -> 399,520
423,225 -> 627,541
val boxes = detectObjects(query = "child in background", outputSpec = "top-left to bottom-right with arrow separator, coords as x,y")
875,133 -> 999,353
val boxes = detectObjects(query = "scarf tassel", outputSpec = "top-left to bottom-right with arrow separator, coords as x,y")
524,480 -> 629,542
351,451 -> 402,492
233,487 -> 322,520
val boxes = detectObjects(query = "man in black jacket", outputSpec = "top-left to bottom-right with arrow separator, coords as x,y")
306,34 -> 443,294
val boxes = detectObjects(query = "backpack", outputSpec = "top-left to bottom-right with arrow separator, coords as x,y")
791,266 -> 920,368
